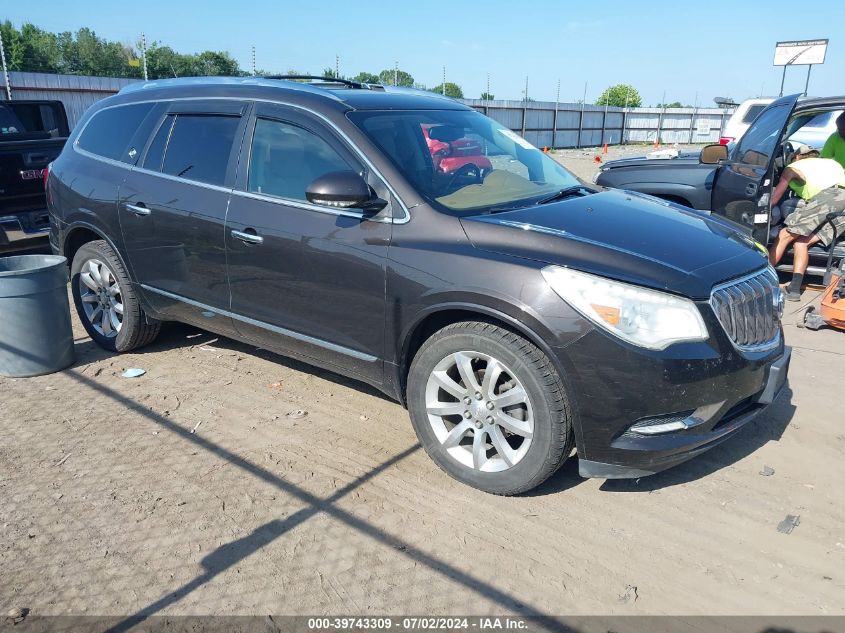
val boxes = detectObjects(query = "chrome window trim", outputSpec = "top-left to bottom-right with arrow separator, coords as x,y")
71,96 -> 411,224
709,266 -> 782,353
230,189 -> 392,223
140,284 -> 378,362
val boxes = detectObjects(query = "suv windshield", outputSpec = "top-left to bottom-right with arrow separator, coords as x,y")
348,109 -> 582,214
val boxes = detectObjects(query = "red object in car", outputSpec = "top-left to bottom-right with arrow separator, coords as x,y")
421,124 -> 493,174
43,163 -> 50,190
719,136 -> 735,146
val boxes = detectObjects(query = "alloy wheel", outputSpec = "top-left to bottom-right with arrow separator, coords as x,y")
78,258 -> 123,338
424,351 -> 534,472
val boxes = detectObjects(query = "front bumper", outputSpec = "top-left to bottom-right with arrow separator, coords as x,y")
556,308 -> 790,479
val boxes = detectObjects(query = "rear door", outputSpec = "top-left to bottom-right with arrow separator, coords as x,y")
118,100 -> 249,329
711,95 -> 799,243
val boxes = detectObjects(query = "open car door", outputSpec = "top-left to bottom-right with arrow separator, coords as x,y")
711,94 -> 800,244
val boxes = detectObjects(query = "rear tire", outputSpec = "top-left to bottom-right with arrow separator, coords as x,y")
407,321 -> 574,495
71,240 -> 160,352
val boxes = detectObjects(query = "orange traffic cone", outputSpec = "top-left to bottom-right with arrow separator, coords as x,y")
602,143 -> 608,154
653,137 -> 660,149
543,146 -> 549,154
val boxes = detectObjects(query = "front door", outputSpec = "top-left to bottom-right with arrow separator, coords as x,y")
118,100 -> 249,329
225,104 -> 393,385
711,95 -> 799,244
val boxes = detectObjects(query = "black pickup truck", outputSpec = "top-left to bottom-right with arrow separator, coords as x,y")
1,100 -> 69,253
595,94 -> 845,276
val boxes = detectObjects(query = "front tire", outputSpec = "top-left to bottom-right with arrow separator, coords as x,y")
71,240 -> 160,352
407,321 -> 574,495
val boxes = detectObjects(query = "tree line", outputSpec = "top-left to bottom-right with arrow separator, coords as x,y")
4,21 -> 695,106
0,21 -> 473,97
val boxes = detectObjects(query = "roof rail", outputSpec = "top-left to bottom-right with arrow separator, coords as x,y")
263,75 -> 384,91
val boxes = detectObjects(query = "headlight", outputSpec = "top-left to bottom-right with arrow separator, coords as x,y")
541,266 -> 708,350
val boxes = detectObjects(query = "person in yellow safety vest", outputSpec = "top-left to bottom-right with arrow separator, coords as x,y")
768,143 -> 845,301
821,112 -> 845,169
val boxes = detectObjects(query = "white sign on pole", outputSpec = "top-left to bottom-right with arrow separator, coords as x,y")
773,39 -> 828,66
695,118 -> 710,136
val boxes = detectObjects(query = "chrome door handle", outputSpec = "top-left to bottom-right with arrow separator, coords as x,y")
126,203 -> 151,216
231,229 -> 264,245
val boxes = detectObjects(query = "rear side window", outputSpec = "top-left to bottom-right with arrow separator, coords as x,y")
77,103 -> 154,162
143,116 -> 175,171
161,115 -> 240,186
742,104 -> 766,124
248,118 -> 354,201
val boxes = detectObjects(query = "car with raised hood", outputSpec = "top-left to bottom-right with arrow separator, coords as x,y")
47,76 -> 790,495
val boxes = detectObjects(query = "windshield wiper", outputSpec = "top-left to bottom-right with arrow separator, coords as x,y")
536,185 -> 593,205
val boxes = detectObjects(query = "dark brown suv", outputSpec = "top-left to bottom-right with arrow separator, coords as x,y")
47,76 -> 790,494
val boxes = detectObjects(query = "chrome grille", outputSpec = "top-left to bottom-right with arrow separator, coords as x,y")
710,268 -> 782,351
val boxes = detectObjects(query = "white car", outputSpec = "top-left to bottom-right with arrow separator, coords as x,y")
719,98 -> 774,145
788,109 -> 843,149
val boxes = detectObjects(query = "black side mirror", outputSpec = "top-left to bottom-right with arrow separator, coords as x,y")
700,144 -> 728,164
305,171 -> 387,214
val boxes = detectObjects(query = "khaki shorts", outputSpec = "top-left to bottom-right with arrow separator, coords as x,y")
784,186 -> 845,246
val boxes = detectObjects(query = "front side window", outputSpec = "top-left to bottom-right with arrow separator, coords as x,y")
77,103 -> 154,161
248,118 -> 355,202
161,114 -> 240,186
349,109 -> 580,214
736,104 -> 789,167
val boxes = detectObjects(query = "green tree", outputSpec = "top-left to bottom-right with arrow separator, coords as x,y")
351,71 -> 379,84
430,82 -> 464,98
656,101 -> 690,108
378,68 -> 414,87
480,91 -> 494,100
596,84 -> 642,107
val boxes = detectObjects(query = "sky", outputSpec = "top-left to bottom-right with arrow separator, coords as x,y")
3,0 -> 844,106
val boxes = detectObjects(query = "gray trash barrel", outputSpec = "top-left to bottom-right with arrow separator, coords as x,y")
0,254 -> 75,377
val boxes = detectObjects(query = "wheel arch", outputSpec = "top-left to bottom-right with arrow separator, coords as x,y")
63,222 -> 131,279
397,304 -> 581,430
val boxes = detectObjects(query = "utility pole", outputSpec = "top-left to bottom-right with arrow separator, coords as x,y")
335,54 -> 339,79
141,33 -> 148,81
0,28 -> 11,100
394,61 -> 398,86
523,75 -> 529,102
442,66 -> 446,95
251,46 -> 256,76
577,81 -> 587,149
486,73 -> 490,101
552,78 -> 560,149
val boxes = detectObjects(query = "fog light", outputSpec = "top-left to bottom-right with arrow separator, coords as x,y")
629,411 -> 694,435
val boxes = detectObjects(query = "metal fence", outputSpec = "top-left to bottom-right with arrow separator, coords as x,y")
461,99 -> 734,148
1,72 -> 735,147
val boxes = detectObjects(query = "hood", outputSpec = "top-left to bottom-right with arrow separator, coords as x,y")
460,189 -> 768,299
601,149 -> 702,170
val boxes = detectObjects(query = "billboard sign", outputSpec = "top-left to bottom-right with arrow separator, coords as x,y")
773,39 -> 829,66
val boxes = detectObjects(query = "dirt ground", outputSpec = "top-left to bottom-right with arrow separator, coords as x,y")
2,160 -> 845,617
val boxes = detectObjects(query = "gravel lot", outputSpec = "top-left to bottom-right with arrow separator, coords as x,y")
2,155 -> 844,618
